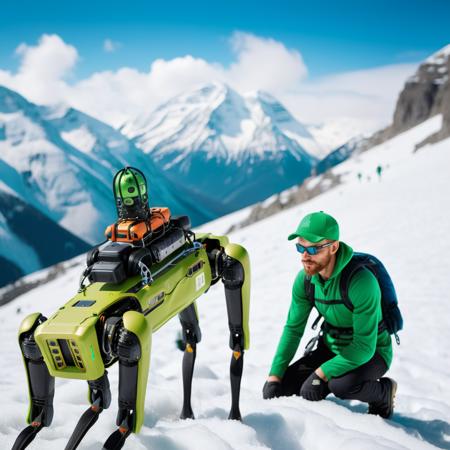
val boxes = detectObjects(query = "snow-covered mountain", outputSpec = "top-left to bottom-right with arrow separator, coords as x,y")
314,135 -> 368,175
42,104 -> 214,224
1,115 -> 449,450
122,82 -> 321,213
0,181 -> 90,287
0,86 -> 115,240
0,85 -> 219,287
0,85 -> 214,239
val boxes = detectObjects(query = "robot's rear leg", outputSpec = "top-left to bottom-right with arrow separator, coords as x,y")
222,244 -> 251,421
13,313 -> 55,450
178,302 -> 202,419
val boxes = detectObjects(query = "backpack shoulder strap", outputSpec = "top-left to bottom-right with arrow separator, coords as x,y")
339,255 -> 370,312
304,275 -> 315,307
304,275 -> 323,330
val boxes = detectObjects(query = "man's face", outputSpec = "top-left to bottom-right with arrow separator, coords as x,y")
298,237 -> 339,276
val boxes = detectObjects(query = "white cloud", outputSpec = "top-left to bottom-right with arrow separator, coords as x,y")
226,32 -> 308,94
0,34 -> 77,104
103,39 -> 122,53
280,63 -> 417,130
0,32 -> 417,134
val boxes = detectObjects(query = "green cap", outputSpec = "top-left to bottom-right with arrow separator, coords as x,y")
287,211 -> 339,243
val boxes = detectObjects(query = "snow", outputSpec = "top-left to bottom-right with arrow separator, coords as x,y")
425,44 -> 450,65
59,200 -> 103,239
307,117 -> 376,154
1,116 -> 450,449
122,82 -> 322,162
194,204 -> 255,235
61,126 -> 97,153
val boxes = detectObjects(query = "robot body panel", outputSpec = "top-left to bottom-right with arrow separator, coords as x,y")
33,246 -> 212,381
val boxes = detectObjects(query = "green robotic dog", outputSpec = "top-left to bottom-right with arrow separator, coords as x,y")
13,167 -> 250,450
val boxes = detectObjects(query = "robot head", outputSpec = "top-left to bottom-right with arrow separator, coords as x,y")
113,167 -> 150,220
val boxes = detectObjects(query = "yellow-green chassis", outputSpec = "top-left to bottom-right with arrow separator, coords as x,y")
18,233 -> 250,440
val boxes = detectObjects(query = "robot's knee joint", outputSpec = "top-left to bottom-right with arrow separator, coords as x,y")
181,323 -> 201,345
22,337 -> 43,361
222,257 -> 244,289
19,313 -> 47,361
116,329 -> 141,364
229,327 -> 244,350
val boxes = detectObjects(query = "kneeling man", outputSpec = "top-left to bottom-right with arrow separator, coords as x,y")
264,211 -> 396,418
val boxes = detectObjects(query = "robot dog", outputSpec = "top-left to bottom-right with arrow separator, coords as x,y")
13,167 -> 250,450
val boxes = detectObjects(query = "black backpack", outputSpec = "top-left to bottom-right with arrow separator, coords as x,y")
304,252 -> 403,345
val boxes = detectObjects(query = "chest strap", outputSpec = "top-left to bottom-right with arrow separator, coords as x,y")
322,320 -> 386,337
304,276 -> 386,336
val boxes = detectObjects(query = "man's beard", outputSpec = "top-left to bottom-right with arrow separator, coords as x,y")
302,258 -> 328,276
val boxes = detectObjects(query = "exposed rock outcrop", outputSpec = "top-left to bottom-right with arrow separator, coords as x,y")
377,45 -> 450,149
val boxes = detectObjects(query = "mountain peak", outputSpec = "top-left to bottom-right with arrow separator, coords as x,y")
39,102 -> 71,120
247,89 -> 278,104
425,43 -> 450,65
0,85 -> 33,114
193,81 -> 229,95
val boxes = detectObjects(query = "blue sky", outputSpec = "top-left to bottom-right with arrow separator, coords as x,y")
0,1 -> 448,135
1,0 -> 449,79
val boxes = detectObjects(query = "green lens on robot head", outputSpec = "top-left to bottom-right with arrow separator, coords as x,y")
113,167 -> 148,202
113,166 -> 150,220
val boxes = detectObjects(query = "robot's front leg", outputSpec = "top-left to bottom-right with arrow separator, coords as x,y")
222,244 -> 251,421
65,371 -> 111,450
13,313 -> 55,450
103,311 -> 151,450
178,302 -> 202,419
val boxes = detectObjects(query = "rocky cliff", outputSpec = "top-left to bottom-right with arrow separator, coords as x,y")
371,44 -> 450,149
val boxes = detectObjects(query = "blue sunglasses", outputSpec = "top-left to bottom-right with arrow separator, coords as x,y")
296,241 -> 335,255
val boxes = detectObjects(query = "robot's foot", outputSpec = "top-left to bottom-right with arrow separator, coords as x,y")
228,407 -> 242,421
102,424 -> 131,450
180,404 -> 195,420
12,419 -> 43,450
65,399 -> 104,450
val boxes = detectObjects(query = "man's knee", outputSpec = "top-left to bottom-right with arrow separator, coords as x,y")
328,376 -> 360,399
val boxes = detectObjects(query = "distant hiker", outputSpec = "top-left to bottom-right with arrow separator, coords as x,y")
263,211 -> 397,418
376,165 -> 383,180
357,172 -> 362,182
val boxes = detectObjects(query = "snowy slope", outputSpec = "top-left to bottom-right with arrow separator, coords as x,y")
122,82 -> 319,213
1,116 -> 449,449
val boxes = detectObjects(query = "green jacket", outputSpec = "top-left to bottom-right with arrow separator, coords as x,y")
270,242 -> 393,380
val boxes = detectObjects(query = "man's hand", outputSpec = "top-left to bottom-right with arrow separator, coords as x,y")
268,375 -> 281,382
315,367 -> 328,382
263,376 -> 282,399
299,372 -> 329,401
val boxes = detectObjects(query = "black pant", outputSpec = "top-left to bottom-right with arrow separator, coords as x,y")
281,338 -> 389,405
